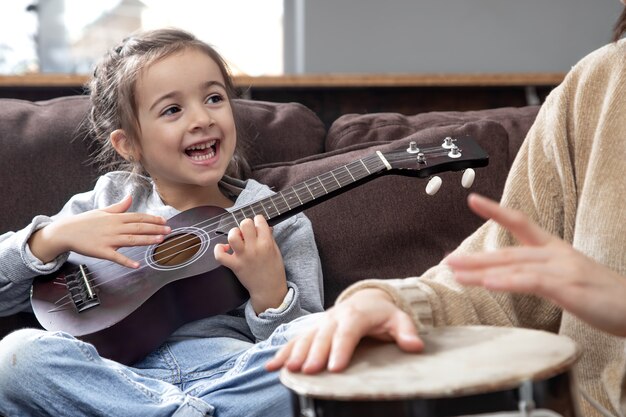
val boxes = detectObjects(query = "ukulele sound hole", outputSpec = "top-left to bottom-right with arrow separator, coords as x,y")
153,233 -> 202,267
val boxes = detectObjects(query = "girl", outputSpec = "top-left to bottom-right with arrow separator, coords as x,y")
0,28 -> 323,417
268,4 -> 626,417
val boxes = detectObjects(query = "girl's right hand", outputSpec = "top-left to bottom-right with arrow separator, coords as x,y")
28,195 -> 171,269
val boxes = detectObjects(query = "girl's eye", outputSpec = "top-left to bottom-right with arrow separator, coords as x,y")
161,105 -> 181,116
206,94 -> 224,105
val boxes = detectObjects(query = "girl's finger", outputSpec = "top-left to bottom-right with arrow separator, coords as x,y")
238,218 -> 257,243
107,250 -> 140,269
227,227 -> 245,253
119,222 -> 171,236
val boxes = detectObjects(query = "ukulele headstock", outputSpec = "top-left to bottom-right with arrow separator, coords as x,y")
382,136 -> 489,179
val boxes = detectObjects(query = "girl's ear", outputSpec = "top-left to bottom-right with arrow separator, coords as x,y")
110,129 -> 139,162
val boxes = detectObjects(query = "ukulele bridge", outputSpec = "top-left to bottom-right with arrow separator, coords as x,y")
65,264 -> 100,313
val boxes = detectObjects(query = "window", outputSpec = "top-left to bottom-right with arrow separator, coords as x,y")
0,0 -> 283,76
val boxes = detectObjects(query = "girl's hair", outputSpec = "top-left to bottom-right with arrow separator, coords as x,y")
88,28 -> 250,182
614,5 -> 626,42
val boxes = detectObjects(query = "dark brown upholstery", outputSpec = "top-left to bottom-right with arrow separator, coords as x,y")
0,95 -> 539,337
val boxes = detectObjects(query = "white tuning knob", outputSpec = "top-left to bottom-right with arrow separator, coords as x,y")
461,168 -> 475,188
426,176 -> 442,195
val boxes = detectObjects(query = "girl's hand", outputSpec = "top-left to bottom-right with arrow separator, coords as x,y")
265,288 -> 423,374
29,195 -> 170,269
448,193 -> 626,337
214,214 -> 288,314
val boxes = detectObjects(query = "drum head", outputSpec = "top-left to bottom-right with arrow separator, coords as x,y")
280,325 -> 579,401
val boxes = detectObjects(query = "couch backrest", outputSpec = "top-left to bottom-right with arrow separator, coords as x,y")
0,95 -> 539,307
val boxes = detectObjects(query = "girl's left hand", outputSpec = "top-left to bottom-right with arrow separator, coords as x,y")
447,193 -> 626,337
214,214 -> 288,314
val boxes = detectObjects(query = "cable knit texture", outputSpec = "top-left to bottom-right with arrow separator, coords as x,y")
336,39 -> 626,417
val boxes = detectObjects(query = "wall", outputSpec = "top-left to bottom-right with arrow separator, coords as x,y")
284,0 -> 623,74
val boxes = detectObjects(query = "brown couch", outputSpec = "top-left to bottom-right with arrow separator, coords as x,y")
0,95 -> 540,339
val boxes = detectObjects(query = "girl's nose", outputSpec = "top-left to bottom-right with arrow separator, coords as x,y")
188,105 -> 214,131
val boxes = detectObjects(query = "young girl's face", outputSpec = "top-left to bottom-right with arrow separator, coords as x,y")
133,47 -> 236,198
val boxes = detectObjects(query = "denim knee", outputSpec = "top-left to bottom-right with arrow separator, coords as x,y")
0,329 -> 50,389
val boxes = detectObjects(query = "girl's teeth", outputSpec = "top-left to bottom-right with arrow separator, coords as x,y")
189,149 -> 215,161
186,140 -> 216,151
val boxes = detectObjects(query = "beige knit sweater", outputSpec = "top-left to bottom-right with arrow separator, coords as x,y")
339,39 -> 626,416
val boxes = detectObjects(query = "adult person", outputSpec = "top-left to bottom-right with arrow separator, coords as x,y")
268,5 -> 626,416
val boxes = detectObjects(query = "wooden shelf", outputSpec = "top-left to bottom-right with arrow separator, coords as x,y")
235,73 -> 565,88
0,72 -> 565,89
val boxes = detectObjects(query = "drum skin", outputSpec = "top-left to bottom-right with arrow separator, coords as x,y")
280,326 -> 581,417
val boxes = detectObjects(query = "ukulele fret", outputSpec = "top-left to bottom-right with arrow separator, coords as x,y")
360,159 -> 371,174
318,172 -> 341,193
253,201 -> 270,219
266,195 -> 282,216
280,192 -> 292,210
343,165 -> 356,182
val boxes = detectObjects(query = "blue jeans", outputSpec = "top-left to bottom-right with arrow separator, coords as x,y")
0,315 -> 316,417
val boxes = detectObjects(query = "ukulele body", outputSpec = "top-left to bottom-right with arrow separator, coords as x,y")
31,205 -> 249,365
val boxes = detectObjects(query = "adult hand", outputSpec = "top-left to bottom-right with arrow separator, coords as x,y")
29,195 -> 170,269
265,288 -> 423,374
448,193 -> 626,337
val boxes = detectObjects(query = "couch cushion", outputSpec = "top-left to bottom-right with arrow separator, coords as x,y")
234,99 -> 326,166
326,106 -> 539,168
0,96 -> 97,235
253,117 -> 523,307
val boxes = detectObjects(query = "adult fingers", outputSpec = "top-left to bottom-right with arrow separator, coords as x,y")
387,310 -> 424,353
301,319 -> 338,374
265,340 -> 296,372
284,329 -> 318,372
446,246 -> 550,270
467,194 -> 551,246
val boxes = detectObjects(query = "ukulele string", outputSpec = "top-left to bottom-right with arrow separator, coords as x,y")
52,148 -> 455,307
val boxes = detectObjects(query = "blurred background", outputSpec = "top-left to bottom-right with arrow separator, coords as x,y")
0,0 -> 621,76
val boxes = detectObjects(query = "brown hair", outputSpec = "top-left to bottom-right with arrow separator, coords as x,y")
614,5 -> 626,42
88,28 -> 250,182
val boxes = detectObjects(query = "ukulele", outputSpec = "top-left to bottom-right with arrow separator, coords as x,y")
31,136 -> 489,364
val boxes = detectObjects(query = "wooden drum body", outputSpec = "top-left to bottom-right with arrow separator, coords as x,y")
280,326 -> 580,417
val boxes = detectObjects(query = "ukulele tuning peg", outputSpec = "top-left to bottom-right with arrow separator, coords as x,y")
426,176 -> 442,196
461,168 -> 475,189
